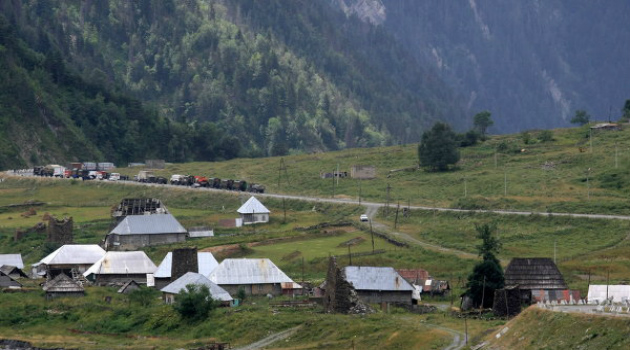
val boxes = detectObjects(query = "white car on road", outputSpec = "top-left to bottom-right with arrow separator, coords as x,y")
360,214 -> 369,222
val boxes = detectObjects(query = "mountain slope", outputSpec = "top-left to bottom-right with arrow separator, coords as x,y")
339,0 -> 630,133
1,0 -> 464,166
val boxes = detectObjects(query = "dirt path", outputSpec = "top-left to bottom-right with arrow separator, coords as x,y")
364,204 -> 478,260
232,326 -> 301,350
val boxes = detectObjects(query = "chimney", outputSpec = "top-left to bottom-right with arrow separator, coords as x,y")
171,247 -> 198,281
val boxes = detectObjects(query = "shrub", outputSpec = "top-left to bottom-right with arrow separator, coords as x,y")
173,284 -> 217,322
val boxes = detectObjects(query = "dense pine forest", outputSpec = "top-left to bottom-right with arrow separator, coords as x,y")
0,0 -> 464,169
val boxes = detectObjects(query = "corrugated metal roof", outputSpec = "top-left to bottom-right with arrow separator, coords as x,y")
161,272 -> 233,302
344,266 -> 414,292
0,254 -> 24,269
154,252 -> 219,278
504,258 -> 567,290
208,258 -> 293,285
38,245 -> 105,266
83,251 -> 157,276
110,213 -> 187,235
237,196 -> 270,214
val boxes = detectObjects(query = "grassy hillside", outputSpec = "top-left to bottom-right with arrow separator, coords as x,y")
3,126 -> 630,348
119,125 -> 630,215
1,280 -> 492,350
481,307 -> 630,350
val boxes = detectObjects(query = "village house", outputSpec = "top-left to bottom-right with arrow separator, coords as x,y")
397,268 -> 450,296
161,272 -> 233,306
42,273 -> 84,299
153,250 -> 219,289
344,266 -> 415,305
0,254 -> 27,279
33,244 -> 105,279
105,213 -> 188,250
237,196 -> 270,225
504,257 -> 576,304
208,258 -> 299,296
0,254 -> 24,270
83,251 -> 157,286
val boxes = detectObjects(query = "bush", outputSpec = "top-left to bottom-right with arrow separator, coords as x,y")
173,284 -> 217,322
538,130 -> 554,142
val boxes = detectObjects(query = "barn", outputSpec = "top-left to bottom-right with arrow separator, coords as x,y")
208,258 -> 298,296
504,257 -> 570,304
161,272 -> 233,306
344,266 -> 414,305
83,251 -> 157,286
33,244 -> 106,279
237,197 -> 270,225
105,213 -> 188,250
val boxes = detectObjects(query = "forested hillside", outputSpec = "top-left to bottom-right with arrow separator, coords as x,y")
336,0 -> 630,133
0,0 -> 464,168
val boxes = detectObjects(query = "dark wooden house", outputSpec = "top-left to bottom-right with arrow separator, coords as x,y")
503,258 -> 568,304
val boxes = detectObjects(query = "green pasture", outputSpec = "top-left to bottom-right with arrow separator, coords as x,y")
111,126 -> 630,215
0,281 -> 490,350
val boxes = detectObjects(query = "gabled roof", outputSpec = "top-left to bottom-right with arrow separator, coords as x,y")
0,254 -> 24,269
396,268 -> 431,284
0,265 -> 28,278
38,245 -> 106,266
161,272 -> 233,302
43,273 -> 83,293
344,266 -> 414,292
208,258 -> 293,285
110,213 -> 187,235
0,271 -> 21,288
504,258 -> 567,290
83,251 -> 157,276
154,252 -> 219,278
237,197 -> 270,214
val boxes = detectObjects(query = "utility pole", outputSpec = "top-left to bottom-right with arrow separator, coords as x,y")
464,177 -> 467,197
504,167 -> 507,197
370,219 -> 375,253
394,201 -> 400,229
348,245 -> 352,265
615,143 -> 619,168
386,183 -> 391,215
332,168 -> 335,198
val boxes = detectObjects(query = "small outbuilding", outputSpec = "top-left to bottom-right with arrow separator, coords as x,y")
0,265 -> 28,279
0,271 -> 22,289
34,244 -> 106,279
208,258 -> 298,296
237,197 -> 270,225
118,280 -> 141,294
43,273 -> 84,299
344,266 -> 415,305
84,251 -> 157,286
161,272 -> 233,306
504,257 -> 569,304
105,213 -> 188,249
